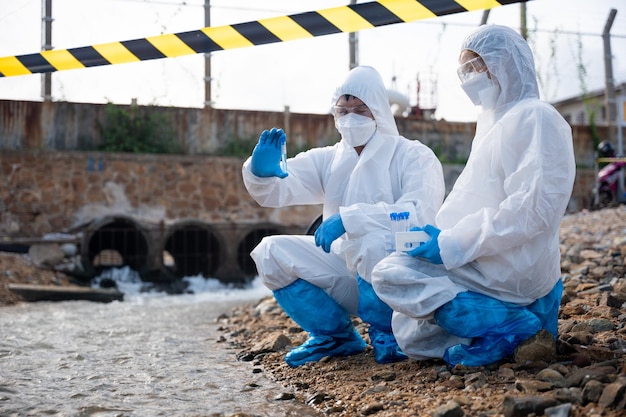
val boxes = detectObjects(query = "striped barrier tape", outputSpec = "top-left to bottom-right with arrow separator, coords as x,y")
597,158 -> 626,163
0,0 -> 524,77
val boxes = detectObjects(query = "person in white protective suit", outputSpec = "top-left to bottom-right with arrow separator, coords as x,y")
242,66 -> 445,367
371,25 -> 576,366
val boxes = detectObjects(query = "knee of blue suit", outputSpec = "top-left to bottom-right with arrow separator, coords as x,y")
273,278 -> 352,336
526,279 -> 563,337
357,275 -> 393,333
435,279 -> 563,341
434,291 -> 540,339
436,291 -> 545,366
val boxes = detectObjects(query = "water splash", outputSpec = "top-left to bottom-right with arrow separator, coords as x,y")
91,266 -> 272,303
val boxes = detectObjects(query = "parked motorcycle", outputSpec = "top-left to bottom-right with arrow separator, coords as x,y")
591,141 -> 626,209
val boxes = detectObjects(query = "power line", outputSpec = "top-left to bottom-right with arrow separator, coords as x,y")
105,0 -> 296,15
100,0 -> 626,39
409,19 -> 626,39
0,0 -> 39,23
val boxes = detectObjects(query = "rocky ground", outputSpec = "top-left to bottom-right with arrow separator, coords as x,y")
2,207 -> 626,416
0,250 -> 73,306
217,207 -> 626,417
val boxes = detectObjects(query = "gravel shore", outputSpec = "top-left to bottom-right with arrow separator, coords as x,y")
219,207 -> 626,417
2,207 -> 626,416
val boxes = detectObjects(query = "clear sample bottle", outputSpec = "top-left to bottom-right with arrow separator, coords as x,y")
385,212 -> 398,255
280,136 -> 287,173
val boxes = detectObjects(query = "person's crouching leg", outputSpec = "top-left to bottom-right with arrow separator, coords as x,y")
434,292 -> 542,366
273,278 -> 366,367
357,275 -> 407,364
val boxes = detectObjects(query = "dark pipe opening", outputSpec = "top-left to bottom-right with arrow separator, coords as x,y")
87,218 -> 149,274
164,224 -> 221,278
237,227 -> 282,277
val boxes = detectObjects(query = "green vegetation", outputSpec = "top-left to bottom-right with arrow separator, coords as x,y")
220,135 -> 312,158
571,31 -> 604,165
98,103 -> 183,154
530,24 -> 604,166
220,136 -> 258,157
529,19 -> 560,102
429,143 -> 468,165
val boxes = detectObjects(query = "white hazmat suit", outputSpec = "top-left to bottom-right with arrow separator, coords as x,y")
243,66 -> 444,315
371,25 -> 576,362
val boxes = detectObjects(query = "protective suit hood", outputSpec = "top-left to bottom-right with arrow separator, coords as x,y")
330,66 -> 399,136
461,25 -> 539,117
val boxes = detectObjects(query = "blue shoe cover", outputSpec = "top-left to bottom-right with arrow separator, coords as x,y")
285,326 -> 367,367
527,279 -> 563,337
357,276 -> 407,363
368,327 -> 408,364
435,291 -> 540,339
357,275 -> 393,332
435,291 -> 542,366
273,279 -> 353,335
443,327 -> 539,367
273,279 -> 366,367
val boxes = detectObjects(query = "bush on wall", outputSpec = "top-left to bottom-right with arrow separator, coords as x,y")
98,103 -> 183,154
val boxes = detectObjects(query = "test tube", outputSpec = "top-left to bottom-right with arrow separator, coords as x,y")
390,212 -> 398,235
280,136 -> 288,173
387,212 -> 398,253
401,212 -> 410,232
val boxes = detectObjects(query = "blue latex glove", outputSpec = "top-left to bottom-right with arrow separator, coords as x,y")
314,213 -> 345,253
407,224 -> 443,264
250,127 -> 288,178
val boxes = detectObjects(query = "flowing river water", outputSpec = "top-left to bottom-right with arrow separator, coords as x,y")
0,271 -> 322,417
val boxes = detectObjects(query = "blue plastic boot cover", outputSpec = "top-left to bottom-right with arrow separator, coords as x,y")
526,279 -> 563,337
357,275 -> 393,331
273,279 -> 366,367
443,331 -> 532,367
367,326 -> 408,364
434,291 -> 541,366
357,276 -> 407,363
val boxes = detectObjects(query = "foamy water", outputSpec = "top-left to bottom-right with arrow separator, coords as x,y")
0,270 -> 322,416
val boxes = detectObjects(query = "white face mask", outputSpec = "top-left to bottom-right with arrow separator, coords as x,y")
461,72 -> 500,109
335,113 -> 377,147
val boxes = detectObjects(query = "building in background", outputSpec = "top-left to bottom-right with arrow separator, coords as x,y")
553,82 -> 626,126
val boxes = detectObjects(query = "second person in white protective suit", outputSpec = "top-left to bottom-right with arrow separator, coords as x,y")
371,25 -> 576,366
242,66 -> 445,367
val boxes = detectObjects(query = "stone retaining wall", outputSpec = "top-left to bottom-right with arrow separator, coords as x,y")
0,100 -> 603,282
1,150 -> 593,238
0,151 -> 322,282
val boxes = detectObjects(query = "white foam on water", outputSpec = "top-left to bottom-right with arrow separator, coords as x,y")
90,266 -> 272,305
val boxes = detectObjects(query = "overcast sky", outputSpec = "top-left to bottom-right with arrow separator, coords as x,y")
0,0 -> 625,121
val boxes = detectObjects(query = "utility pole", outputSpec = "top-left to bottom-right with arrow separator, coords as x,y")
41,0 -> 52,102
603,9 -> 617,144
204,0 -> 212,108
480,10 -> 490,25
349,0 -> 358,70
520,2 -> 528,40
602,9 -> 622,202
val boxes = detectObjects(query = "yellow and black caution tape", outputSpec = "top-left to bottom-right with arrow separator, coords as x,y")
597,158 -> 626,164
0,0 -> 523,77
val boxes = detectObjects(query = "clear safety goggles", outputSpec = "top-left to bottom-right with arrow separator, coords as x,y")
333,104 -> 373,118
457,56 -> 489,83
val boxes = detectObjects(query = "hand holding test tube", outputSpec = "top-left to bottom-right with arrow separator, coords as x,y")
280,135 -> 287,173
388,212 -> 429,252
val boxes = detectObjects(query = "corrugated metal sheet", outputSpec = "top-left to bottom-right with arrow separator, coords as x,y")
0,99 -> 604,166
